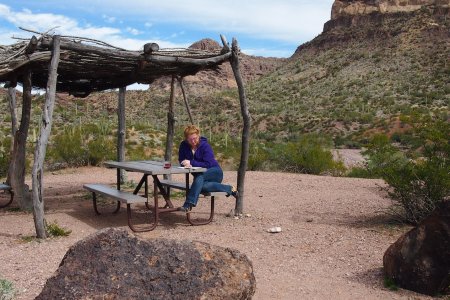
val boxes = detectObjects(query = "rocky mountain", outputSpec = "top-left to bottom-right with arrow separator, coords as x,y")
151,38 -> 285,92
247,0 -> 449,144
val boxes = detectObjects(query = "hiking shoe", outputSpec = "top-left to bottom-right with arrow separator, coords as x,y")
178,204 -> 192,213
231,186 -> 239,199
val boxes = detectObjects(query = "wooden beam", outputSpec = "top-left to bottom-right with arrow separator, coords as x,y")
31,35 -> 61,239
145,52 -> 232,67
6,87 -> 18,186
229,38 -> 250,216
9,71 -> 32,210
164,76 -> 176,171
25,35 -> 38,55
117,86 -> 127,185
177,76 -> 194,125
143,43 -> 159,54
41,36 -> 233,67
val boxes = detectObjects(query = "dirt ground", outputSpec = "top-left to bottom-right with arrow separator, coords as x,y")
0,167 -> 436,300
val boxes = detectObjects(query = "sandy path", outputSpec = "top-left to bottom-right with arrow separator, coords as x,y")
0,167 -> 434,299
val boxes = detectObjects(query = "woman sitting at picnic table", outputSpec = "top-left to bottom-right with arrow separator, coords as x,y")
178,125 -> 238,212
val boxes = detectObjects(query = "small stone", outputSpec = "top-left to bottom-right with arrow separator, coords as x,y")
306,218 -> 313,222
234,216 -> 240,220
267,227 -> 282,233
245,214 -> 251,218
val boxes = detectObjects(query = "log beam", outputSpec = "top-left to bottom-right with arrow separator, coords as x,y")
117,86 -> 127,185
229,38 -> 250,215
9,71 -> 32,209
164,76 -> 176,169
143,43 -> 159,54
31,36 -> 61,239
177,76 -> 194,125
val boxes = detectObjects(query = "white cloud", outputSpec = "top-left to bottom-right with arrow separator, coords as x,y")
0,4 -> 187,50
82,0 -> 334,44
144,22 -> 152,28
102,14 -> 116,23
126,27 -> 141,36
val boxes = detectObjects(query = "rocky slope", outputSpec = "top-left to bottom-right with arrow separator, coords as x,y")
248,0 -> 449,143
151,38 -> 285,92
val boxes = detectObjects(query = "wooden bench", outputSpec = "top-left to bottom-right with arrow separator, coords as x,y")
0,183 -> 14,208
83,184 -> 148,231
159,179 -> 228,225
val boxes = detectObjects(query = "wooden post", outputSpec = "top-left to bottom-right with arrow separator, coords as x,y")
165,76 -> 176,163
229,37 -> 250,215
117,86 -> 127,185
9,72 -> 32,210
31,35 -> 61,239
177,76 -> 194,124
6,87 -> 18,186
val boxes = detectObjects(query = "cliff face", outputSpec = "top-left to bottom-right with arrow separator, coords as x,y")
249,0 -> 449,139
331,0 -> 449,19
323,0 -> 449,33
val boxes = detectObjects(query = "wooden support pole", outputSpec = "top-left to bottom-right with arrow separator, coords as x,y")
117,86 -> 127,185
9,72 -> 32,209
31,35 -> 61,239
6,87 -> 18,186
164,76 -> 176,180
177,76 -> 194,125
229,38 -> 250,215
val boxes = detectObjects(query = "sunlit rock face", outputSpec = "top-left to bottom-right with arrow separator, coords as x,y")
331,0 -> 449,19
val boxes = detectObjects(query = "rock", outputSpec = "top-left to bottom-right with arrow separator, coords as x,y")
36,228 -> 256,300
331,0 -> 443,20
267,227 -> 282,233
383,201 -> 450,296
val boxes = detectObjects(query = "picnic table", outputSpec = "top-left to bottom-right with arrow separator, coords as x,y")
83,160 -> 227,232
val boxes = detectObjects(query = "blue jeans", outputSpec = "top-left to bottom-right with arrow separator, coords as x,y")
184,166 -> 232,207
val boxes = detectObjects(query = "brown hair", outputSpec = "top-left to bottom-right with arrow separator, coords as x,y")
183,125 -> 200,139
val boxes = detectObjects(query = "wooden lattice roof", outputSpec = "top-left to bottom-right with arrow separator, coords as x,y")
0,32 -> 232,97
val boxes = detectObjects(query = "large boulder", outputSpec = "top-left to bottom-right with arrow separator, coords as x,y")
36,228 -> 256,300
383,201 -> 450,296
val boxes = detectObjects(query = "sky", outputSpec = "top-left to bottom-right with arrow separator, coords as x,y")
0,0 -> 334,58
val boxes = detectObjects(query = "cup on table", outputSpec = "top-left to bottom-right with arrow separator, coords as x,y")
163,161 -> 172,169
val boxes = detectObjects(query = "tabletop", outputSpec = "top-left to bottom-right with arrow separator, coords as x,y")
103,160 -> 206,175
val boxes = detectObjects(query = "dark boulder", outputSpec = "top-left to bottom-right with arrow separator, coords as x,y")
383,201 -> 450,296
36,228 -> 256,300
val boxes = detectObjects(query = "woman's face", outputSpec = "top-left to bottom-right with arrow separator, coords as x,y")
187,133 -> 199,148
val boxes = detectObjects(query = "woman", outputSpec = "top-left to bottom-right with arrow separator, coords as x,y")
178,125 -> 238,212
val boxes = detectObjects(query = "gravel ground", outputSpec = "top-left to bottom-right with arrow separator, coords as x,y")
0,167 -> 435,299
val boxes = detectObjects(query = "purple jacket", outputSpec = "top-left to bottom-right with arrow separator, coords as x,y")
178,136 -> 220,169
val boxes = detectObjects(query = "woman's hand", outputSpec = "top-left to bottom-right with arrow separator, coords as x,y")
181,160 -> 191,167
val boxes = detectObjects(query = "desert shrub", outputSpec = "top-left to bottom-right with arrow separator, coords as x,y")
247,142 -> 271,171
87,136 -> 116,165
0,137 -> 11,178
49,122 -> 120,168
364,117 -> 449,224
0,278 -> 15,300
51,127 -> 88,166
346,166 -> 379,178
46,220 -> 72,237
274,134 -> 346,175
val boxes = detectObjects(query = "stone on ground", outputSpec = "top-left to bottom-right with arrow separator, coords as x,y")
383,201 -> 450,296
36,228 -> 256,300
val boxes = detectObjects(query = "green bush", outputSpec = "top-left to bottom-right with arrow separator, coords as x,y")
46,220 -> 72,237
51,127 -> 88,166
364,117 -> 449,224
275,134 -> 346,175
0,137 -> 11,178
0,278 -> 15,300
87,136 -> 116,165
247,142 -> 271,171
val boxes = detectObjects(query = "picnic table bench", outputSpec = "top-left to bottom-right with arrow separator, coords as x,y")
0,183 -> 14,208
83,161 -> 227,232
